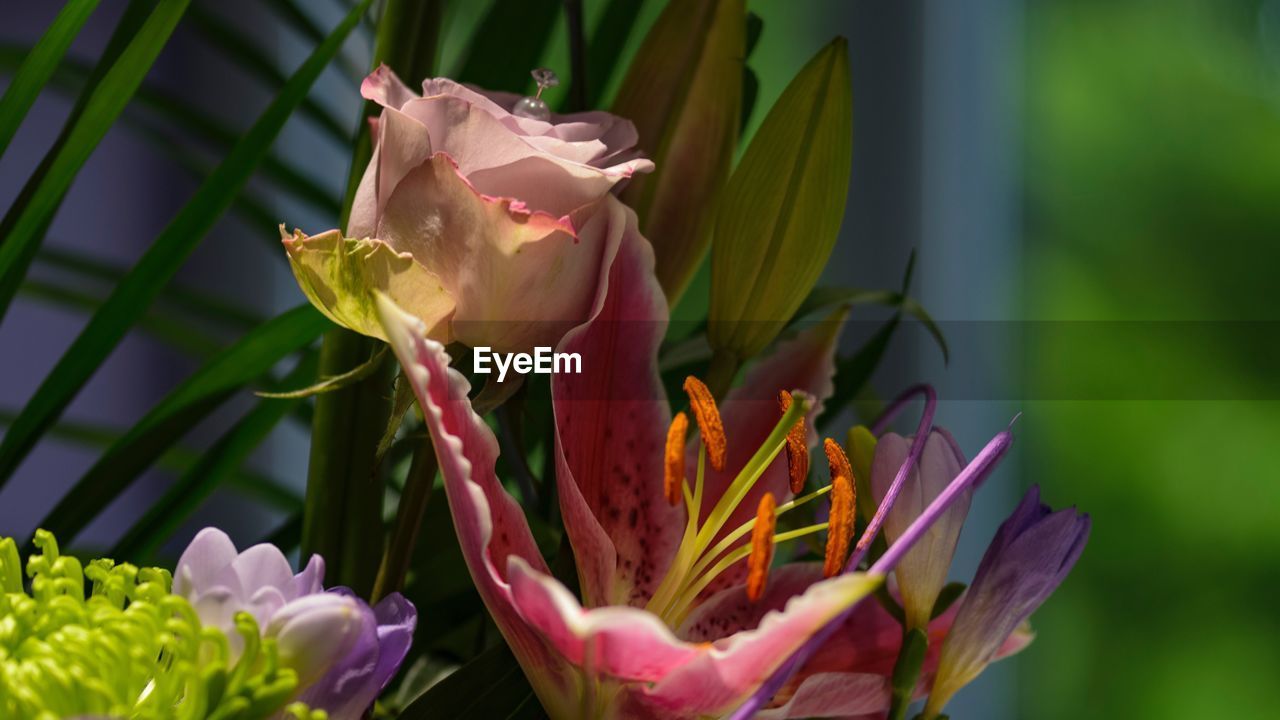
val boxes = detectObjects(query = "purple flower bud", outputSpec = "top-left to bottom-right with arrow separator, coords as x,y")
266,593 -> 365,687
924,485 -> 1090,717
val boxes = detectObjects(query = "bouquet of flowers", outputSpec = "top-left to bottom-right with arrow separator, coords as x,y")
0,1 -> 1088,718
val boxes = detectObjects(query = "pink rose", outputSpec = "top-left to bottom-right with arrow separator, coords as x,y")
283,66 -> 653,353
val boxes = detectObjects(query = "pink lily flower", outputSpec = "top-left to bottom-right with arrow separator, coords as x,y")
374,216 -> 1022,718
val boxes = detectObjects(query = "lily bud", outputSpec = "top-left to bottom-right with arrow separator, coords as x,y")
266,593 -> 366,688
708,37 -> 853,362
924,486 -> 1090,717
872,429 -> 971,631
614,0 -> 745,303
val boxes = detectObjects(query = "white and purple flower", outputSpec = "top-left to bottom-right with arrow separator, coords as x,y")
174,528 -> 417,719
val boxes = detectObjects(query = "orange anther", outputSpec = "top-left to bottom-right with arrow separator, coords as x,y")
664,412 -> 689,506
684,376 -> 727,471
824,438 -> 853,486
823,474 -> 856,577
779,391 -> 809,494
746,492 -> 778,601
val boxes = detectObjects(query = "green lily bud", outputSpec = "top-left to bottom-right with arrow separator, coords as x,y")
708,37 -> 853,364
614,0 -> 745,304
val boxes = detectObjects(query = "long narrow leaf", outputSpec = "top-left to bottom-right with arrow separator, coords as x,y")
35,245 -> 262,330
188,5 -> 352,144
399,643 -> 541,720
0,0 -> 373,486
0,43 -> 341,216
263,0 -> 367,84
585,0 -> 646,107
0,409 -> 300,513
32,305 -> 328,546
111,351 -> 319,561
0,0 -> 192,321
18,277 -> 224,357
0,0 -> 101,156
457,0 -> 560,92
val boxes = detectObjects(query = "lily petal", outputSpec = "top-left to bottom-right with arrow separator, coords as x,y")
376,293 -> 573,707
633,572 -> 883,716
551,198 -> 682,607
871,429 -> 970,629
506,556 -> 701,682
686,564 -> 1030,718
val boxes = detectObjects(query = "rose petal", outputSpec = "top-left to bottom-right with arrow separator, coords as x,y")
376,153 -> 604,353
282,227 -> 455,343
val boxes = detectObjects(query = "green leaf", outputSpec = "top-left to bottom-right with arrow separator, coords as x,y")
262,0 -> 367,85
34,245 -> 262,330
0,0 -> 374,487
818,314 -> 901,434
585,0 -> 647,107
0,408 -> 300,513
0,0 -> 101,157
31,305 -> 328,546
111,352 -> 320,562
187,4 -> 352,144
793,285 -> 949,364
457,0 -> 560,93
398,642 -> 543,720
614,0 -> 746,303
18,277 -> 223,358
256,346 -> 386,398
931,581 -> 967,620
0,0 -> 192,323
708,37 -> 853,361
0,42 -> 341,215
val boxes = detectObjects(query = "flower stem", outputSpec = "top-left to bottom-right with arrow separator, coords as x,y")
888,627 -> 929,720
372,434 -> 437,602
302,0 -> 444,599
302,334 -> 392,597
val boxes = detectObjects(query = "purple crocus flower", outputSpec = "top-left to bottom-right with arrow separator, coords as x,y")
174,528 -> 417,719
922,485 -> 1090,718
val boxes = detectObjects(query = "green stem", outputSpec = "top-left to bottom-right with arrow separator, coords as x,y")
372,435 -> 437,602
888,627 -> 929,720
301,0 -> 444,599
302,334 -> 392,597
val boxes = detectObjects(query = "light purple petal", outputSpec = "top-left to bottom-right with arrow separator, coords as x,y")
173,527 -> 238,597
296,593 -> 381,718
294,553 -> 326,596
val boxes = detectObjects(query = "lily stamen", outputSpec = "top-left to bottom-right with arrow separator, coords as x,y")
824,473 -> 856,577
684,376 -> 727,471
780,391 -> 809,493
687,485 -> 834,586
746,494 -> 778,601
665,412 -> 689,507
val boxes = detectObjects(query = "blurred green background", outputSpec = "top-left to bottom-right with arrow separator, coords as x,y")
1023,0 -> 1280,718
